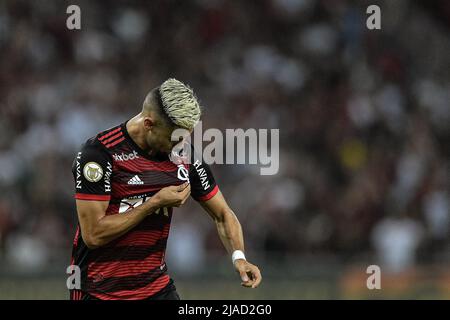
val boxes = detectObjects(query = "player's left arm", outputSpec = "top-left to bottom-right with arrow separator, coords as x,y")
199,191 -> 262,289
187,145 -> 261,288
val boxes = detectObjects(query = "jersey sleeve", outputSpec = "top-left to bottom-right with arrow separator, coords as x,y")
72,141 -> 112,201
189,147 -> 219,202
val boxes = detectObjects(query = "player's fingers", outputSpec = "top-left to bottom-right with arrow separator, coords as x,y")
241,272 -> 253,287
241,274 -> 254,288
178,183 -> 190,193
180,184 -> 191,198
180,195 -> 189,204
244,270 -> 257,286
238,269 -> 249,283
241,281 -> 253,288
250,268 -> 262,288
239,267 -> 260,288
177,182 -> 189,192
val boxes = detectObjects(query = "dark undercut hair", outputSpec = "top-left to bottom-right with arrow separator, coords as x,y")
143,87 -> 176,128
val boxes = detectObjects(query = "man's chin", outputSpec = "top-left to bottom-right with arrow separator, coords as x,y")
148,148 -> 167,156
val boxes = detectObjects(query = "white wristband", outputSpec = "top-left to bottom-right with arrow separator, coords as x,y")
232,250 -> 246,265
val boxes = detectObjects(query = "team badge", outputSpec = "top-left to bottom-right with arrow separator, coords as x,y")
177,164 -> 190,182
83,162 -> 104,182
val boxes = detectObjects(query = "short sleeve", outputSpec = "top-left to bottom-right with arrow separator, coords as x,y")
189,148 -> 219,202
72,142 -> 112,201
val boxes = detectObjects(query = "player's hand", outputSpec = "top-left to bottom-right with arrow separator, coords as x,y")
153,182 -> 191,208
234,259 -> 262,289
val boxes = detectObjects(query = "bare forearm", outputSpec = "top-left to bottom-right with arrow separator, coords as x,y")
200,192 -> 262,288
216,209 -> 245,254
88,198 -> 160,248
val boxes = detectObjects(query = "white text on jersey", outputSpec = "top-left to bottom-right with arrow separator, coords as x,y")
113,150 -> 139,162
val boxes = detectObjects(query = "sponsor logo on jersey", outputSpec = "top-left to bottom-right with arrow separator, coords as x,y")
119,197 -> 146,214
113,150 -> 139,162
193,160 -> 210,190
83,162 -> 104,183
76,152 -> 82,189
119,196 -> 169,216
104,162 -> 112,192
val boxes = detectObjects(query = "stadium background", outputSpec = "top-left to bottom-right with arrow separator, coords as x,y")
0,0 -> 449,299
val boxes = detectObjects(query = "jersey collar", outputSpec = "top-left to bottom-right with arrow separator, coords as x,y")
121,120 -> 169,162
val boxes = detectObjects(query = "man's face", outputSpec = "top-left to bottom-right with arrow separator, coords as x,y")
145,121 -> 191,154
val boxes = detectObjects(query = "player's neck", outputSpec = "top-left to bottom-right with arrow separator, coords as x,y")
126,116 -> 158,156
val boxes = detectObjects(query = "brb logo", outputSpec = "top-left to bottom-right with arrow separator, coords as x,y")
113,150 -> 139,162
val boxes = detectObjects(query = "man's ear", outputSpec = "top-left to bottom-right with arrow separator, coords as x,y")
143,117 -> 154,130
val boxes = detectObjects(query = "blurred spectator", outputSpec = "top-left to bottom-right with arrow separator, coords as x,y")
371,213 -> 424,274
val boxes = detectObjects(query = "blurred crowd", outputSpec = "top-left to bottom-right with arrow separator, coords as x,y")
0,0 -> 449,275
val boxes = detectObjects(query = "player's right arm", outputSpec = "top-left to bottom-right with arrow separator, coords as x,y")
76,183 -> 189,249
72,142 -> 190,249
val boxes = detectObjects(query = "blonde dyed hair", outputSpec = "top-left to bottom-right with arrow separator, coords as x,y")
158,78 -> 201,130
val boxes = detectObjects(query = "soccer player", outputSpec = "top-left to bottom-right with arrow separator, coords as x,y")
69,78 -> 262,300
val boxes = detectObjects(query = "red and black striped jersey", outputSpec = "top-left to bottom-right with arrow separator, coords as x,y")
70,121 -> 219,300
